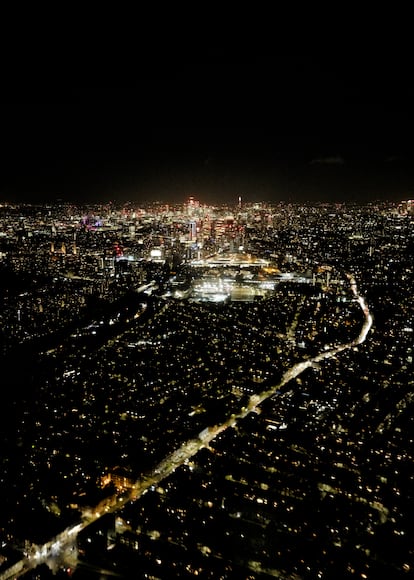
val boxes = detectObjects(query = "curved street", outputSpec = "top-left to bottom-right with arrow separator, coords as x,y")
0,274 -> 373,579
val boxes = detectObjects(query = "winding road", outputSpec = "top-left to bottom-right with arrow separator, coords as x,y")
0,274 -> 373,579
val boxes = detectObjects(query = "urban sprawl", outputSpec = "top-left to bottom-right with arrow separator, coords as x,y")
0,198 -> 413,579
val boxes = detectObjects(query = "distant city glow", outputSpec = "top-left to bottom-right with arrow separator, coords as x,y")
0,198 -> 412,579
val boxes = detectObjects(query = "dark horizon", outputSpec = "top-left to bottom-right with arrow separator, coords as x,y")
2,55 -> 414,204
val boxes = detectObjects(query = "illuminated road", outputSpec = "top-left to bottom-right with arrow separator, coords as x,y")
0,274 -> 373,579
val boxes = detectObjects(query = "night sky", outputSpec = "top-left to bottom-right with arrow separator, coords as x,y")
2,54 -> 414,204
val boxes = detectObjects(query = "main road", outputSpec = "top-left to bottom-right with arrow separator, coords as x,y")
0,274 -> 373,579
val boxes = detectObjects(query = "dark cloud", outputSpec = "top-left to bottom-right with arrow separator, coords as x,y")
310,156 -> 346,166
385,155 -> 402,163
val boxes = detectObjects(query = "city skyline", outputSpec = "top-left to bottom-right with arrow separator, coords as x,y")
1,52 -> 414,578
0,198 -> 413,577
